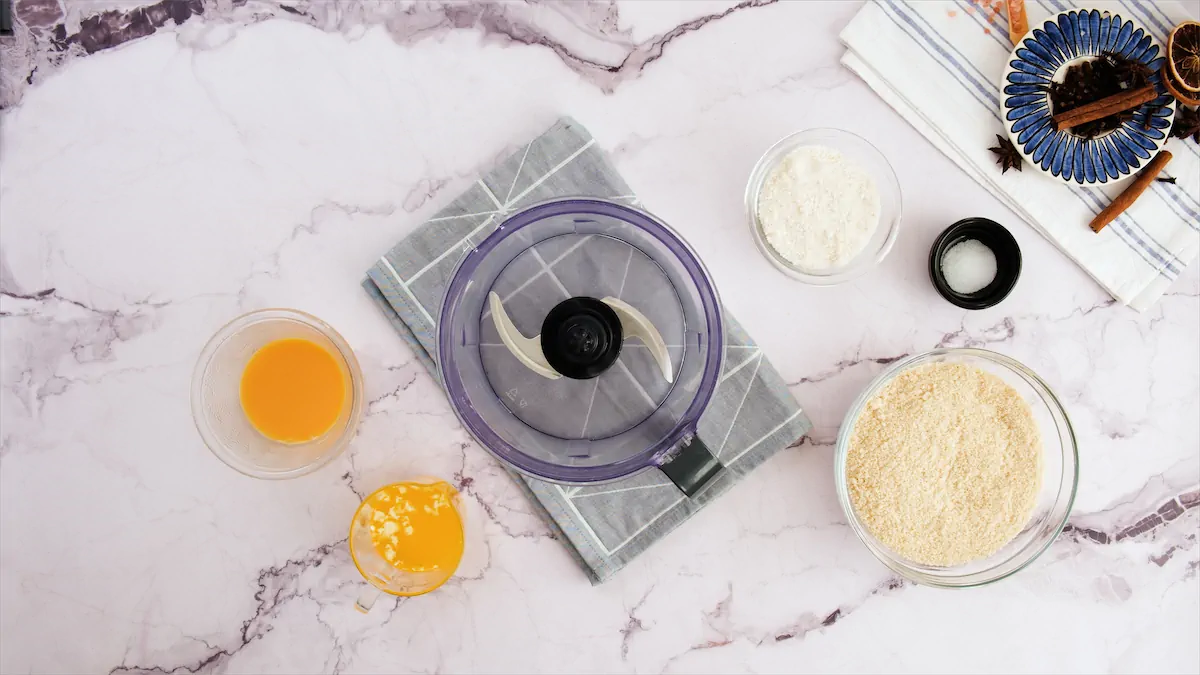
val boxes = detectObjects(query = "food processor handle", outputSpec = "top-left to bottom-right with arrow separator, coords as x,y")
658,436 -> 723,497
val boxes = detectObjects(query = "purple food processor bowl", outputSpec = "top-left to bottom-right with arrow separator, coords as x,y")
437,198 -> 725,494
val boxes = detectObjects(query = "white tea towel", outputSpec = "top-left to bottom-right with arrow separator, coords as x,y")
841,0 -> 1199,310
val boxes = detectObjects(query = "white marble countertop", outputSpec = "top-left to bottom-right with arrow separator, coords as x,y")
1,1 -> 1197,673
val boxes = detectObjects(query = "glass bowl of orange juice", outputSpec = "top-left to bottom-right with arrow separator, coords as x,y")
192,308 -> 364,479
349,479 -> 466,612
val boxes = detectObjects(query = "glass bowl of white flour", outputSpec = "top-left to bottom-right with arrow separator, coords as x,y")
746,128 -> 902,285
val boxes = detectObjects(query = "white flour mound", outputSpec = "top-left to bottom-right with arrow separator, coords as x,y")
757,145 -> 881,271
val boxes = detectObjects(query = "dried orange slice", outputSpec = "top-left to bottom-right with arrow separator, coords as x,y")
1162,63 -> 1200,106
1167,21 -> 1200,93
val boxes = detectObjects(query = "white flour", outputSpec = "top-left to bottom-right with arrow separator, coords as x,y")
757,145 -> 881,271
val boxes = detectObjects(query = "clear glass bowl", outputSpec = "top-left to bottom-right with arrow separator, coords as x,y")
746,128 -> 902,285
835,348 -> 1079,588
191,308 -> 363,479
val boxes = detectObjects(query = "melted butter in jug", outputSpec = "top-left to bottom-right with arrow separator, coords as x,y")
366,482 -> 464,574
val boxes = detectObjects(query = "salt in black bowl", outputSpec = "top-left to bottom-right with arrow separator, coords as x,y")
928,218 -> 1022,310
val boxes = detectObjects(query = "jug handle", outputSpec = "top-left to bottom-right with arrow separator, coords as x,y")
657,436 -> 723,497
355,587 -> 382,614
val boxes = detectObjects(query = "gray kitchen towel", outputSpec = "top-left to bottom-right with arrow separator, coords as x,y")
363,117 -> 811,583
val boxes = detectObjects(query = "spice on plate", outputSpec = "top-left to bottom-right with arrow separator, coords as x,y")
846,362 -> 1043,567
1090,150 -> 1173,233
941,239 -> 997,294
988,135 -> 1023,173
1049,54 -> 1153,139
757,145 -> 881,271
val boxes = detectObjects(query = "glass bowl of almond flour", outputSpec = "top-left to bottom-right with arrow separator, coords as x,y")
746,128 -> 902,285
835,348 -> 1079,588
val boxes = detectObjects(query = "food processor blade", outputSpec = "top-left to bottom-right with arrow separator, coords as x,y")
602,296 -> 674,383
488,292 -> 560,380
488,291 -> 674,383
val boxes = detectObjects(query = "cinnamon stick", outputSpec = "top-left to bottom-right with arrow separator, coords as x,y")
1006,0 -> 1029,46
1089,150 -> 1172,233
1053,85 -> 1158,131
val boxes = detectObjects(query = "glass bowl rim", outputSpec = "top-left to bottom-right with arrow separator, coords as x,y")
834,347 -> 1080,588
191,307 -> 364,480
745,127 -> 903,286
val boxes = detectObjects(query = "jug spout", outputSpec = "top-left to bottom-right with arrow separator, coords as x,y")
355,587 -> 382,614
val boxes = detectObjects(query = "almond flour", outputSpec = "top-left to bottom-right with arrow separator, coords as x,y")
846,362 -> 1042,567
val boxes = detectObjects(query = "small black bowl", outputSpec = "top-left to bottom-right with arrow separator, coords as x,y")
929,218 -> 1022,310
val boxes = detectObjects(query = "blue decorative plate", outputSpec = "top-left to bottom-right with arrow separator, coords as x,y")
1002,9 -> 1176,185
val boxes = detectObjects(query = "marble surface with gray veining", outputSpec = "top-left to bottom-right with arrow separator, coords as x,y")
1,1 -> 1197,673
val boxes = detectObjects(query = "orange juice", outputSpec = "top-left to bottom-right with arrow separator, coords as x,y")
365,482 -> 464,576
239,338 -> 345,443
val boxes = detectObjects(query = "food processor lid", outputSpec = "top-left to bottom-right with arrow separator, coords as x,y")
437,198 -> 724,484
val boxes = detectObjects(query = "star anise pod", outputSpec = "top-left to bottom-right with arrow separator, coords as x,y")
1170,105 -> 1200,143
989,134 -> 1023,173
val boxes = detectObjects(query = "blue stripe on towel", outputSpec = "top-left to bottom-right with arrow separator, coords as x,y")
955,0 -> 1014,50
898,1 -> 1004,106
1151,184 -> 1200,231
1125,0 -> 1172,37
880,0 -> 1001,110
